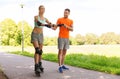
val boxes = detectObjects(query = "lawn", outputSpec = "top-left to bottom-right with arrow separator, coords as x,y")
1,45 -> 120,57
1,45 -> 120,75
10,51 -> 120,75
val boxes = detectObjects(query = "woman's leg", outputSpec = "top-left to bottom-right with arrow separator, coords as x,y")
38,43 -> 43,62
38,43 -> 44,72
33,41 -> 41,76
33,41 -> 40,64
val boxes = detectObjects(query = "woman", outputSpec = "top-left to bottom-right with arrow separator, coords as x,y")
31,5 -> 52,76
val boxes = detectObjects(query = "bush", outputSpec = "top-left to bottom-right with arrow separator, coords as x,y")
100,32 -> 117,44
85,33 -> 99,44
75,34 -> 85,45
44,37 -> 57,46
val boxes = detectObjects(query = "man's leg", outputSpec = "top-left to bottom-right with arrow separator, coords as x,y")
61,38 -> 69,70
58,49 -> 63,66
58,38 -> 64,73
61,49 -> 67,65
58,49 -> 63,73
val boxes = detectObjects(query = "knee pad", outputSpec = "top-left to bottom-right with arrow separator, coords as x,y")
39,49 -> 43,55
35,47 -> 43,55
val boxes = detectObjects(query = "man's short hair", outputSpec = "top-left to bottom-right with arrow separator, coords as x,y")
65,8 -> 70,12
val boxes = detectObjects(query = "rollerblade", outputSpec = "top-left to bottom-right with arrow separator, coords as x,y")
62,65 -> 69,70
35,64 -> 40,77
39,62 -> 44,73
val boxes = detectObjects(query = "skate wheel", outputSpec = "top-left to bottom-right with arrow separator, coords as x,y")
40,68 -> 44,73
35,71 -> 40,77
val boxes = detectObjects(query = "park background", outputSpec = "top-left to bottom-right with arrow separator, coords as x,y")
1,0 -> 120,75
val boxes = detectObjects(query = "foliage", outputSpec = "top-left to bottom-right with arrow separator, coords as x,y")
100,32 -> 118,44
0,18 -> 17,45
44,37 -> 57,46
85,33 -> 99,44
0,18 -> 32,46
1,18 -> 120,46
75,34 -> 85,45
17,21 -> 32,46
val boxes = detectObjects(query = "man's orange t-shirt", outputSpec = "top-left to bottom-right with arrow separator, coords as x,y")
57,17 -> 73,38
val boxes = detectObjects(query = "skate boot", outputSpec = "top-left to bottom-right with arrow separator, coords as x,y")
39,62 -> 44,73
35,64 -> 40,77
62,65 -> 69,70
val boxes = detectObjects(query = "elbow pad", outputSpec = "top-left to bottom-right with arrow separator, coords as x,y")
37,21 -> 42,26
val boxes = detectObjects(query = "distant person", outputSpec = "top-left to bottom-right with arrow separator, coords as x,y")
53,8 -> 73,73
31,5 -> 52,76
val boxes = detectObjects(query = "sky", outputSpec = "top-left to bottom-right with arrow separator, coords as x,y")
0,0 -> 120,37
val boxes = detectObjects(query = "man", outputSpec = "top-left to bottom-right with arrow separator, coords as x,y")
53,8 -> 73,73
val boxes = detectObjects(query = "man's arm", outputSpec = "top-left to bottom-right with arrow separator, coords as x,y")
64,25 -> 73,31
52,18 -> 60,30
65,20 -> 73,31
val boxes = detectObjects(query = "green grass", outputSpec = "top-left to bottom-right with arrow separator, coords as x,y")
10,51 -> 120,75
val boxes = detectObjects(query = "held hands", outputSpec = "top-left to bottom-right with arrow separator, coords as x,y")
36,21 -> 71,30
37,21 -> 68,28
50,24 -> 67,30
57,24 -> 73,31
57,24 -> 64,27
57,24 -> 68,28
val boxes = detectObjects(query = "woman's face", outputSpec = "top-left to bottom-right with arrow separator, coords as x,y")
39,6 -> 45,14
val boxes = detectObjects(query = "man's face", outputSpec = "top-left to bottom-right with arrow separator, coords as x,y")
64,10 -> 70,18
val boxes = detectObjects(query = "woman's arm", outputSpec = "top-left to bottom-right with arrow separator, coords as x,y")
45,18 -> 58,29
34,16 -> 45,26
45,18 -> 51,24
34,16 -> 37,22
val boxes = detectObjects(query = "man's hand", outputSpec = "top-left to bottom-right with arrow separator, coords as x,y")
64,24 -> 73,31
57,24 -> 64,27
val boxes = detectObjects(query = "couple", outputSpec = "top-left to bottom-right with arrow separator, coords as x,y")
31,5 -> 73,76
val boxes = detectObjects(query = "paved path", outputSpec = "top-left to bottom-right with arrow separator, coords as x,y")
0,52 -> 120,79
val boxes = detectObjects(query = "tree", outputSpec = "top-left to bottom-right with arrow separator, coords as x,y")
0,18 -> 32,46
85,33 -> 99,44
100,32 -> 117,44
115,34 -> 120,44
75,34 -> 85,45
17,21 -> 32,46
0,18 -> 17,45
69,36 -> 77,45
